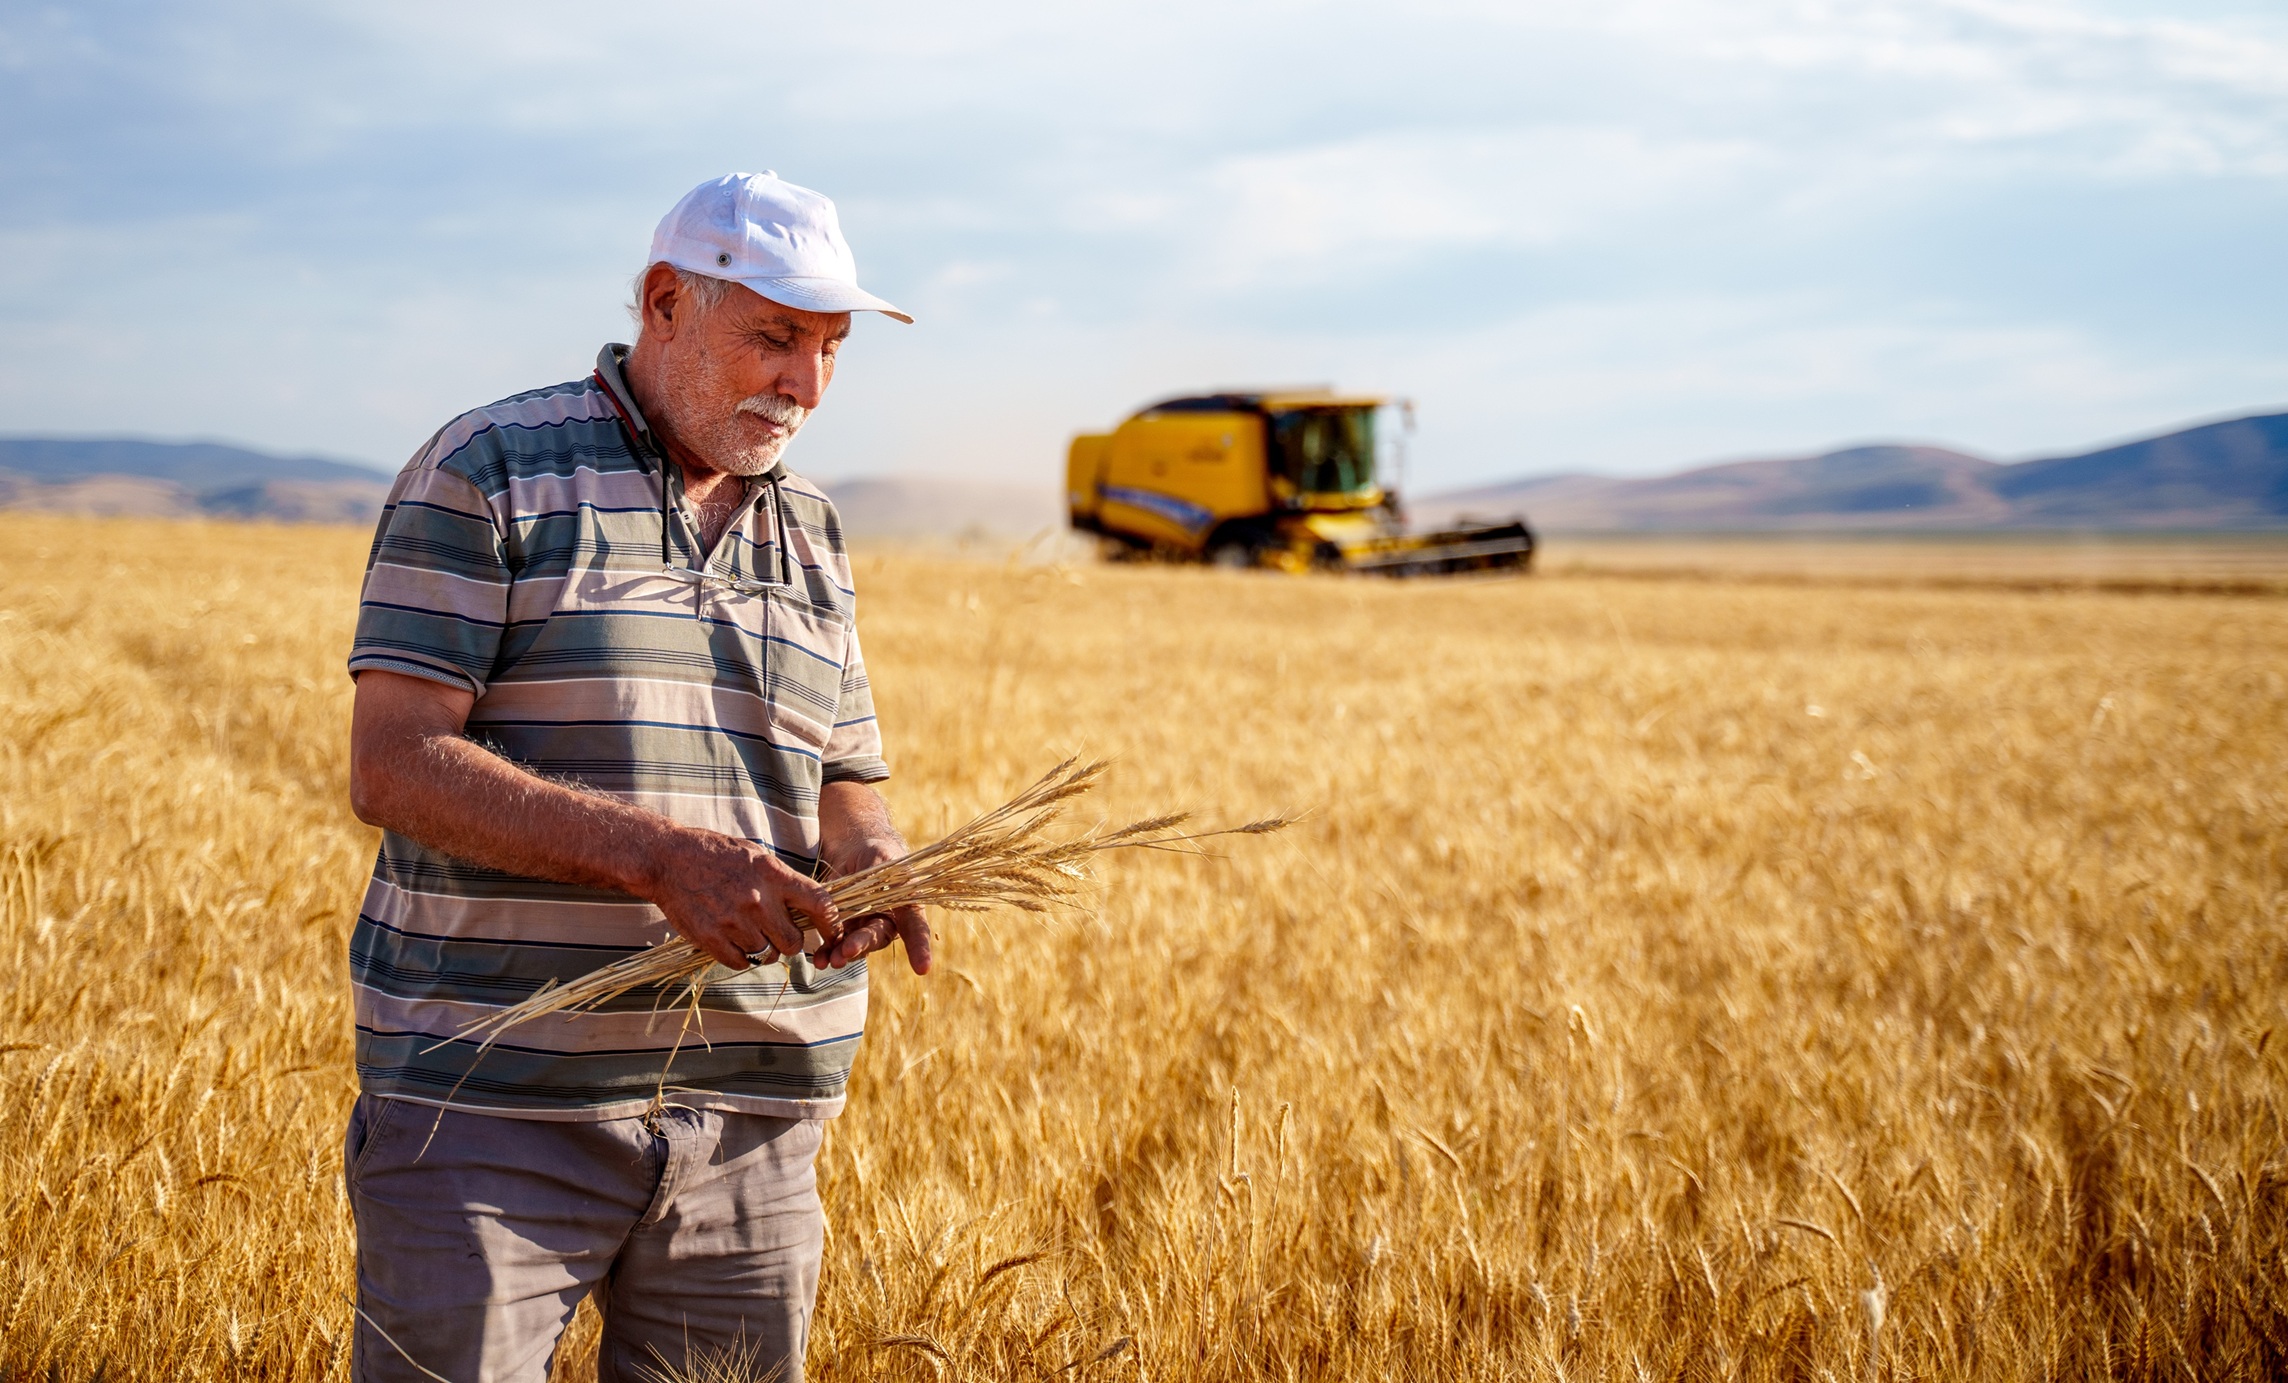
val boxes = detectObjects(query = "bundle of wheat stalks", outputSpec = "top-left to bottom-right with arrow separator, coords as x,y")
446,758 -> 1290,1050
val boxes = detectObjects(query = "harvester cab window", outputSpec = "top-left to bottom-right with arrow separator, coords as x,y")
1269,408 -> 1376,498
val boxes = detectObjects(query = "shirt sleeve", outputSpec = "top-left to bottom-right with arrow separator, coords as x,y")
346,457 -> 511,697
821,618 -> 890,784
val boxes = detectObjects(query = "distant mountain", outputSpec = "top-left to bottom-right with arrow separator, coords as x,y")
0,437 -> 1066,540
15,407 -> 2288,537
1988,412 -> 2288,526
1416,411 -> 2288,532
0,437 -> 388,486
0,437 -> 394,524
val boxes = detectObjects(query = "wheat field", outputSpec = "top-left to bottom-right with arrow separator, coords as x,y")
1,510 -> 2283,1381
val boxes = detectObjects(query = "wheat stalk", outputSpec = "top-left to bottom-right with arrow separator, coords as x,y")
441,757 -> 1290,1051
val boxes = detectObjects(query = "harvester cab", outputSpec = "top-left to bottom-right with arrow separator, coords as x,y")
1066,392 -> 1534,576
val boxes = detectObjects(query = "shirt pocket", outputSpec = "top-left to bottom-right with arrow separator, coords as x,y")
753,588 -> 850,756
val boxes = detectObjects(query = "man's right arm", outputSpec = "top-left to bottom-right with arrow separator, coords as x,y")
347,669 -> 837,969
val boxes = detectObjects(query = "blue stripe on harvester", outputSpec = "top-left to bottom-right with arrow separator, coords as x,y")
1100,484 -> 1215,534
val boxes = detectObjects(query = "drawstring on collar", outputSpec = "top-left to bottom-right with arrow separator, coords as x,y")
592,343 -> 795,595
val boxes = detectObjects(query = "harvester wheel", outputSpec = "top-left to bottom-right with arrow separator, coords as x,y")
1208,540 -> 1256,570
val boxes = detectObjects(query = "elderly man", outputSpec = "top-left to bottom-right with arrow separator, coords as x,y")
342,172 -> 926,1382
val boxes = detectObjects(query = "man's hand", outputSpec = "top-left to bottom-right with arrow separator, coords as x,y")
645,830 -> 839,972
823,913 -> 929,971
350,668 -> 840,971
817,782 -> 933,975
816,847 -> 931,973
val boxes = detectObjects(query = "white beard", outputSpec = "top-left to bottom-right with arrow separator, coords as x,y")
656,343 -> 810,477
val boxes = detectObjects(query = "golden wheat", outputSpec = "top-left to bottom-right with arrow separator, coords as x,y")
447,756 -> 1289,1054
1,512 -> 2283,1381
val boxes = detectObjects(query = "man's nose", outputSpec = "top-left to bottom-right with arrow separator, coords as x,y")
774,349 -> 831,411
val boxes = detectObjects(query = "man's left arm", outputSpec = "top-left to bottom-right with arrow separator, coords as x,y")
816,781 -> 932,973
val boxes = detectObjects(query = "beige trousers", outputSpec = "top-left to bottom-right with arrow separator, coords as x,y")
345,1095 -> 825,1383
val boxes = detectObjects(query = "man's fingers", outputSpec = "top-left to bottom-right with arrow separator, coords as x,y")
653,898 -> 751,969
824,918 -> 895,969
690,928 -> 749,971
895,903 -> 933,975
791,877 -> 839,938
815,908 -> 930,971
750,894 -> 806,958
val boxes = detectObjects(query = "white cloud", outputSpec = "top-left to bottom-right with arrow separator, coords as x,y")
1635,0 -> 2288,175
1160,127 -> 1770,288
1,0 -> 2284,484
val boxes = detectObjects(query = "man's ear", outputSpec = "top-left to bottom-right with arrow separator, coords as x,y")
639,263 -> 687,341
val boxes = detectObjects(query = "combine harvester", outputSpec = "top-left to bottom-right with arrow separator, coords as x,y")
1066,390 -> 1534,575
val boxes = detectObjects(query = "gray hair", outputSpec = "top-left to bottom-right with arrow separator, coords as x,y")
629,265 -> 734,336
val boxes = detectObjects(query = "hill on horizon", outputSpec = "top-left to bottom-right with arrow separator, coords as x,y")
8,405 -> 2288,534
0,437 -> 395,526
0,436 -> 1065,538
1414,410 -> 2288,533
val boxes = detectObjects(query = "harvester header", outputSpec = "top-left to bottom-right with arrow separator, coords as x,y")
1065,391 -> 1534,575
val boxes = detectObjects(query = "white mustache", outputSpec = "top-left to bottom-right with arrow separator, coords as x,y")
736,394 -> 807,431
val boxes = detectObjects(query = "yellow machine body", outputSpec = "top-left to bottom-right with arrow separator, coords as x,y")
1063,434 -> 1110,523
1098,409 -> 1270,550
1066,390 -> 1535,576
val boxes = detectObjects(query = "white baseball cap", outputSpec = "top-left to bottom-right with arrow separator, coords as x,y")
648,172 -> 913,324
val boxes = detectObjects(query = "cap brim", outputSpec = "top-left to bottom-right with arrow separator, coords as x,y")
739,276 -> 914,325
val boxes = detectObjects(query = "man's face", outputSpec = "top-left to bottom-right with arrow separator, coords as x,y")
650,280 -> 852,477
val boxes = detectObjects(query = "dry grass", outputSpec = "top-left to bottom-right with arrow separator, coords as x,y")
1,510 -> 2283,1381
451,757 -> 1288,1062
1540,533 -> 2288,595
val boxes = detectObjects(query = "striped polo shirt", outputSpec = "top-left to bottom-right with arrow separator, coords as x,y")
345,345 -> 886,1121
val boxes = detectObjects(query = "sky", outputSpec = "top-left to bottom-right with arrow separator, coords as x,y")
2,0 -> 2285,491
